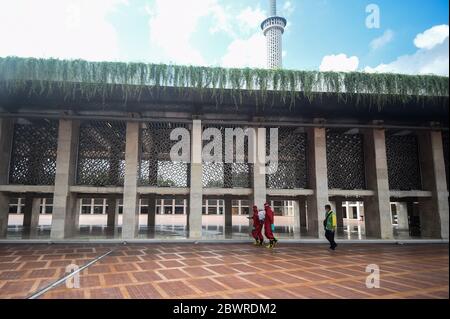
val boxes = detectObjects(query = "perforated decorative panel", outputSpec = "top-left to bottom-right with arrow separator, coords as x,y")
326,129 -> 366,190
140,123 -> 190,188
266,127 -> 307,189
202,125 -> 251,188
9,119 -> 58,185
386,134 -> 422,191
76,121 -> 126,186
442,132 -> 449,189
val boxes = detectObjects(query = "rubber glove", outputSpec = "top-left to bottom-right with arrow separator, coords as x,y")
271,224 -> 275,232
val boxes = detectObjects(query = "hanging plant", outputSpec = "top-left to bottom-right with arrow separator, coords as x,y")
0,56 -> 448,109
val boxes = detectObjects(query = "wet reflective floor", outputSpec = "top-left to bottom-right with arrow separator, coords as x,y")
0,243 -> 448,299
5,215 -> 422,240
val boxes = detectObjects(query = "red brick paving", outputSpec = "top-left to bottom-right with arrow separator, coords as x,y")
126,284 -> 162,299
0,243 -> 447,299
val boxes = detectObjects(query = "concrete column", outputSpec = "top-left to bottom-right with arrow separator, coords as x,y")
0,118 -> 13,238
250,127 -> 267,212
306,127 -> 329,238
363,128 -> 394,239
122,122 -> 141,239
106,195 -> 119,228
147,193 -> 156,229
396,202 -> 409,230
298,197 -> 307,229
0,193 -> 9,238
417,130 -> 449,239
22,195 -> 41,236
224,195 -> 232,237
334,197 -> 345,229
0,118 -> 14,185
73,198 -> 81,230
293,199 -> 301,231
189,120 -> 203,239
51,120 -> 80,239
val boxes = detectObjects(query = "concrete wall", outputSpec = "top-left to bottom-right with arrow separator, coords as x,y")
189,120 -> 203,239
1,114 -> 448,241
0,118 -> 13,237
122,122 -> 141,239
306,126 -> 329,238
418,130 -> 449,239
250,127 -> 267,209
51,120 -> 80,239
363,128 -> 394,239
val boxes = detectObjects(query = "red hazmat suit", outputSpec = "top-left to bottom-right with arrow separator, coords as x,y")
264,203 -> 275,240
251,206 -> 264,242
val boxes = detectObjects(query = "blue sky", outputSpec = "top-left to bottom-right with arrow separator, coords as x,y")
0,0 -> 448,75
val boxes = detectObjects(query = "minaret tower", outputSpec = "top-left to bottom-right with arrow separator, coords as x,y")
261,0 -> 287,69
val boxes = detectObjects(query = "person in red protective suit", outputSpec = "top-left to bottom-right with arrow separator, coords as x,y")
250,205 -> 264,246
264,202 -> 278,249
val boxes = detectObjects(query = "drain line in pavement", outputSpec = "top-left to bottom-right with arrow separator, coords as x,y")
27,249 -> 115,299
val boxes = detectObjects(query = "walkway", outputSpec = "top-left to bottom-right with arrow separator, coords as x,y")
0,243 -> 448,299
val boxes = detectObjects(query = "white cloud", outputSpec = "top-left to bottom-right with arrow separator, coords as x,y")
218,5 -> 273,68
282,1 -> 295,16
365,38 -> 449,76
237,7 -> 266,32
208,3 -> 234,36
365,25 -> 449,76
221,33 -> 266,68
370,29 -> 394,50
0,0 -> 127,61
146,1 -> 271,67
319,54 -> 359,72
414,24 -> 449,50
146,0 -> 265,66
146,0 -> 223,66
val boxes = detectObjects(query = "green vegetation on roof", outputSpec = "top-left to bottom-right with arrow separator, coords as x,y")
0,56 -> 448,108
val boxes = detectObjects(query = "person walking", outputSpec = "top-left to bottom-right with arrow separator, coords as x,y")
250,205 -> 264,246
263,202 -> 278,249
324,204 -> 338,250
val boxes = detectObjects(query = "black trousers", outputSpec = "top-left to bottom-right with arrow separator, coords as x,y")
325,230 -> 337,248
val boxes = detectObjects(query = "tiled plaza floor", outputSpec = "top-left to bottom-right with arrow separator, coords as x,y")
0,243 -> 448,299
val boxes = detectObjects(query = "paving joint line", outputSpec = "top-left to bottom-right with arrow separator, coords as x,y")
26,248 -> 118,299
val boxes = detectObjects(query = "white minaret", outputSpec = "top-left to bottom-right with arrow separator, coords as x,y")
261,0 -> 287,69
